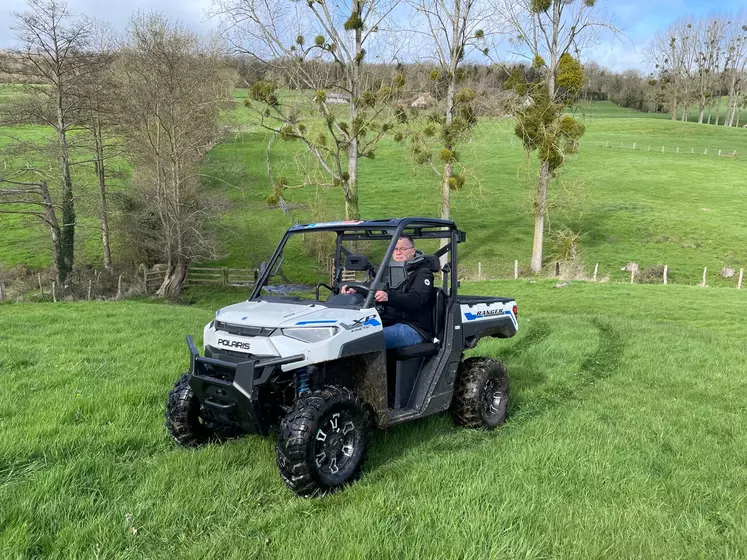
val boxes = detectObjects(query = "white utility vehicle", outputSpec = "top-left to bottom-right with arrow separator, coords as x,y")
166,218 -> 518,496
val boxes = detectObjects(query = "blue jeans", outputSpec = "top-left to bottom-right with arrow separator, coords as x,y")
384,323 -> 424,350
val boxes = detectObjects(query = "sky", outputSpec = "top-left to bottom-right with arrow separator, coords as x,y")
0,0 -> 743,73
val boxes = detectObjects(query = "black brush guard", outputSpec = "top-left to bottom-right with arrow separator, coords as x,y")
186,336 -> 303,435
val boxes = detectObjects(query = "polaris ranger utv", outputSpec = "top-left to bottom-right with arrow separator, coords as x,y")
166,217 -> 518,496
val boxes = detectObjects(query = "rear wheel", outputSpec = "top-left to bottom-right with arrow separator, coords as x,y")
450,358 -> 509,429
276,386 -> 372,497
165,372 -> 241,446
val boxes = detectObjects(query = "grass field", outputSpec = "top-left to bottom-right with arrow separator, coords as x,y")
1,281 -> 746,558
197,98 -> 747,286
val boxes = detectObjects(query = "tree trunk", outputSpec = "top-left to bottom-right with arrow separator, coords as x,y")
440,3 -> 460,229
57,117 -> 75,285
715,95 -> 722,125
529,0 -> 558,274
94,120 -> 112,270
39,181 -> 63,281
343,6 -> 362,222
698,97 -> 705,123
530,160 -> 550,273
156,260 -> 189,297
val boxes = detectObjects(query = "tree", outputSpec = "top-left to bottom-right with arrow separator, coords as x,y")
3,0 -> 92,283
212,0 -> 402,221
723,17 -> 747,127
75,21 -> 119,271
694,18 -> 726,124
116,13 -> 228,297
502,0 -> 610,273
405,0 -> 492,228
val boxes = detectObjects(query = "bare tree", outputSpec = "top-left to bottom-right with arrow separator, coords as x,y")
405,0 -> 492,231
723,16 -> 747,127
695,18 -> 725,124
502,0 -> 613,273
3,0 -> 92,283
75,21 -> 119,271
212,0 -> 402,221
116,13 -> 228,296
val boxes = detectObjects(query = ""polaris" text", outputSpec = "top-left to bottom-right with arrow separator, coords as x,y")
217,338 -> 251,350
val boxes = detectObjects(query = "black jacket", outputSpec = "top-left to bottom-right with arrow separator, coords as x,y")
380,259 -> 435,340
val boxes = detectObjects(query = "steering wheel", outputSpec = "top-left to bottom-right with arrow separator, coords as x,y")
341,282 -> 371,296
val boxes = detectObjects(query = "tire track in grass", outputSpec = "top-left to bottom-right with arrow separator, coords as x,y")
487,319 -> 553,363
507,318 -> 624,424
372,318 -> 625,475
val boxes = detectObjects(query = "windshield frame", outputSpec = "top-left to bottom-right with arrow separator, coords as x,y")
249,218 -> 461,306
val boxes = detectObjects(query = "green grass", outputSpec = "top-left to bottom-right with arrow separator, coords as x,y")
572,99 -> 747,124
1,281 -> 747,558
195,97 -> 747,286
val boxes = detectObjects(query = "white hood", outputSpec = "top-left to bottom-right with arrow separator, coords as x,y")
216,300 -> 323,328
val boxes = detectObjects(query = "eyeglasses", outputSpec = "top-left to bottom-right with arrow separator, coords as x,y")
394,245 -> 414,252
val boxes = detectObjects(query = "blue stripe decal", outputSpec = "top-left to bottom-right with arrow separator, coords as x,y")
363,318 -> 381,327
295,320 -> 338,325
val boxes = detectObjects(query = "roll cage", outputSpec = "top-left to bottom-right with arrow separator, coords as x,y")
250,217 -> 467,307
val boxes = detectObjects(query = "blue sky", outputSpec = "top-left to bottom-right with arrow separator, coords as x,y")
0,0 -> 743,72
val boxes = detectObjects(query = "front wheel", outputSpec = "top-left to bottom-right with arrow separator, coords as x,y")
450,358 -> 510,429
275,386 -> 373,497
165,372 -> 241,446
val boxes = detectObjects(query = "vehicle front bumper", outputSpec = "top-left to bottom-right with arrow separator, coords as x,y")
186,336 -> 303,435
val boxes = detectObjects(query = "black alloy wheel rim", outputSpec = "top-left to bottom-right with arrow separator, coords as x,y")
482,378 -> 506,418
314,410 -> 357,475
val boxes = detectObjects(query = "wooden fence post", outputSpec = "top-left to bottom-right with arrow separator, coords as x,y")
87,279 -> 92,300
117,275 -> 123,299
0,283 -> 6,301
52,281 -> 56,302
630,269 -> 635,284
593,263 -> 598,282
663,265 -> 668,285
38,273 -> 43,295
514,260 -> 518,280
738,268 -> 743,289
701,267 -> 707,287
222,267 -> 229,287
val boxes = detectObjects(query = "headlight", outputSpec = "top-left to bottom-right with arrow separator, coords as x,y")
281,327 -> 338,343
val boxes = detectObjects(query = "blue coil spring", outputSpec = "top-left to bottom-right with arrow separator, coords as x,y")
295,368 -> 310,395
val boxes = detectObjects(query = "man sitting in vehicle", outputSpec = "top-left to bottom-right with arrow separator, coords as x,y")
342,235 -> 434,349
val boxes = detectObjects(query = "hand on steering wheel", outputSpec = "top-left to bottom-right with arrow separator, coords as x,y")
340,282 -> 370,295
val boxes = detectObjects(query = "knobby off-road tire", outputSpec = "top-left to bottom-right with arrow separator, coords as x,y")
276,386 -> 373,497
450,358 -> 510,429
165,372 -> 241,446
